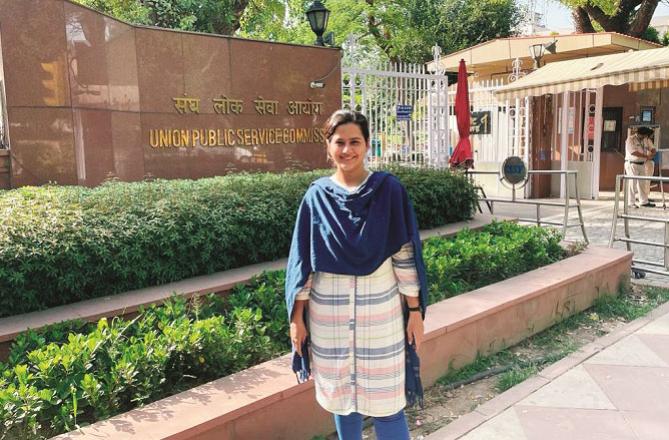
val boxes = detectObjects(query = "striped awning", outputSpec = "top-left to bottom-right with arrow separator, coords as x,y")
495,46 -> 669,100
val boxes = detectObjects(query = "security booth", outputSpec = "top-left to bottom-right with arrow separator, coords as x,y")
494,47 -> 669,200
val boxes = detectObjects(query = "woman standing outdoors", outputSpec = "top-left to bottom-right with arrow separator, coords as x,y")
285,110 -> 428,440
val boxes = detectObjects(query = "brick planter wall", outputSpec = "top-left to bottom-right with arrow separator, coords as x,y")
54,246 -> 632,440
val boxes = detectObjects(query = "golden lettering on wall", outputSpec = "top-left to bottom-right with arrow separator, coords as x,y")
149,127 -> 326,148
253,97 -> 279,115
172,95 -> 325,116
287,100 -> 323,116
173,96 -> 200,114
212,96 -> 244,115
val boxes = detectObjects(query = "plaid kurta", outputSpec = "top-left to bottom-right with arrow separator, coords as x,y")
296,242 -> 419,417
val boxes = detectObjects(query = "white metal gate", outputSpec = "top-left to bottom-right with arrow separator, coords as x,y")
340,46 -> 530,175
341,48 -> 449,168
447,79 -> 532,165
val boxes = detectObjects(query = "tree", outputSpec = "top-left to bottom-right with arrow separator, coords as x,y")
643,25 -> 661,43
75,0 -> 520,64
560,0 -> 660,38
75,0 -> 151,24
241,0 -> 521,64
436,0 -> 522,55
75,0 -> 251,35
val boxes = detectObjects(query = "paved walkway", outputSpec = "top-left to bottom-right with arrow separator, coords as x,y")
426,296 -> 669,440
425,192 -> 669,439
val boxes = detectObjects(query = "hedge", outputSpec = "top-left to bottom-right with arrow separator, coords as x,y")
0,222 -> 564,439
0,168 -> 477,317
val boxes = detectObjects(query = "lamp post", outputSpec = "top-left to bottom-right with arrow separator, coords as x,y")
529,40 -> 556,69
529,43 -> 545,69
306,0 -> 330,46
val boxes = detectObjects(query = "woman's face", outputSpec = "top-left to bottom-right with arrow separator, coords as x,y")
327,122 -> 369,174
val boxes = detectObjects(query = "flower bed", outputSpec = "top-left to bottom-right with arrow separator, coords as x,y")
0,168 -> 476,317
0,222 -> 564,439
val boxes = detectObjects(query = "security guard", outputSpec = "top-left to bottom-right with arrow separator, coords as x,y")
624,126 -> 656,207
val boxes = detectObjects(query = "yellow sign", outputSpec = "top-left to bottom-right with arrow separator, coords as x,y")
287,100 -> 323,115
253,97 -> 279,115
173,96 -> 200,114
149,127 -> 326,148
172,96 -> 324,116
212,96 -> 243,114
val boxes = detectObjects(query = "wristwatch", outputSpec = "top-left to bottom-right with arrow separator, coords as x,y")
407,306 -> 421,313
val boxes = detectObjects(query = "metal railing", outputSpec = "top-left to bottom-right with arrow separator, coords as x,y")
609,174 -> 669,277
465,170 -> 589,244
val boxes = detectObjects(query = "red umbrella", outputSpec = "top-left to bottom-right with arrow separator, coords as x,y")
449,59 -> 473,168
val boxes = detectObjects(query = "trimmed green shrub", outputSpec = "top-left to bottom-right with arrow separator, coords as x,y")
424,220 -> 565,304
0,297 -> 275,439
0,169 -> 476,317
0,222 -> 564,439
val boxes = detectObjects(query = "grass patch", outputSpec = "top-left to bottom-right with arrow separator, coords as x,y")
497,366 -> 538,392
593,286 -> 669,321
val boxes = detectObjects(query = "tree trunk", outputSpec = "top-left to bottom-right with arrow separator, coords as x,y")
578,0 -> 657,37
365,0 -> 400,63
214,0 -> 251,35
572,7 -> 595,33
629,0 -> 659,38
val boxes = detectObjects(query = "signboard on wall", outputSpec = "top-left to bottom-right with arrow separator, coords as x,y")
396,104 -> 413,121
604,120 -> 617,132
568,107 -> 575,134
501,156 -> 527,185
587,116 -> 595,141
470,111 -> 491,135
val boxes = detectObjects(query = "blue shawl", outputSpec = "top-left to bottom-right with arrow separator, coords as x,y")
285,171 -> 427,407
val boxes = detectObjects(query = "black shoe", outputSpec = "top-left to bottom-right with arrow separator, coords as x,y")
641,202 -> 656,207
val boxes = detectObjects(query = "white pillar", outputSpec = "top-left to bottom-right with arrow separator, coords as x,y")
515,97 -> 521,157
524,96 -> 531,198
592,87 -> 604,200
582,91 -> 591,156
560,91 -> 570,198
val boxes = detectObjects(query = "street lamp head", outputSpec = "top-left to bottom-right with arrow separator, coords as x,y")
529,41 -> 556,69
306,0 -> 330,46
529,43 -> 545,60
529,43 -> 546,69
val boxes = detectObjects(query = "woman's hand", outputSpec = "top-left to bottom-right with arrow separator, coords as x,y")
290,317 -> 309,356
406,312 -> 424,351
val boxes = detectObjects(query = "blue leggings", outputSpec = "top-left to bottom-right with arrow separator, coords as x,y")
334,410 -> 410,440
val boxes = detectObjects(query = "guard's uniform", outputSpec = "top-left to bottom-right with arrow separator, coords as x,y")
624,134 -> 653,206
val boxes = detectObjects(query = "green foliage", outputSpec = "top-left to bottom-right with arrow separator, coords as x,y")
643,26 -> 660,44
387,167 -> 478,230
496,365 -> 538,392
241,0 -> 521,63
662,31 -> 669,47
436,351 -> 513,386
593,286 -> 669,321
0,297 -> 273,439
75,0 -> 520,64
0,222 -> 563,438
0,169 -> 475,318
558,0 -> 618,16
424,221 -> 565,304
74,0 -> 151,24
435,0 -> 522,56
74,0 -> 250,35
